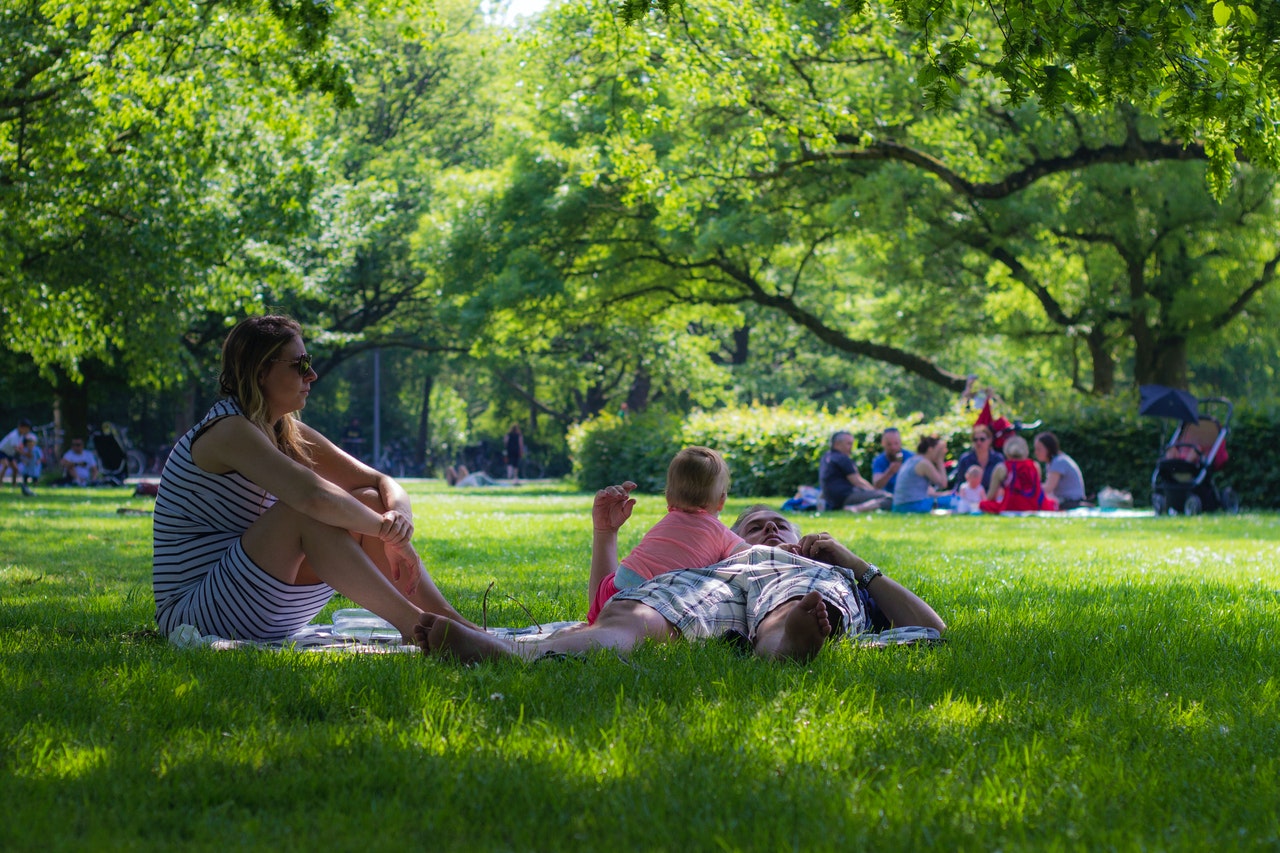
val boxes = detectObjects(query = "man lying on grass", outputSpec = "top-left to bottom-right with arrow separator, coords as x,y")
416,486 -> 946,663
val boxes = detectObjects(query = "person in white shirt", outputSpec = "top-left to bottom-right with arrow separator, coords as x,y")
60,438 -> 99,485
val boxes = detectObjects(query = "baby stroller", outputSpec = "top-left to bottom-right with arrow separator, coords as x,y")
1139,385 -> 1237,516
90,420 -> 131,481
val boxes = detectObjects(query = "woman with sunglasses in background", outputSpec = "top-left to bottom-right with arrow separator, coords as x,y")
952,423 -> 1005,492
153,315 -> 476,643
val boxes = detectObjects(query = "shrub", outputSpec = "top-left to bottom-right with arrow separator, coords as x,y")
566,410 -> 683,493
571,403 -> 974,497
571,398 -> 1278,508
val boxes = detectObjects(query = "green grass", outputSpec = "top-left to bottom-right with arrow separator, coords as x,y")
2,482 -> 1278,850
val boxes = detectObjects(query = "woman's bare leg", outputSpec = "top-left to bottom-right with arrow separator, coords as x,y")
240,502 -> 424,640
348,488 -> 477,628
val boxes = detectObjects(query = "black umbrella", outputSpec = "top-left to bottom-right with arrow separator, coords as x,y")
1139,385 -> 1201,423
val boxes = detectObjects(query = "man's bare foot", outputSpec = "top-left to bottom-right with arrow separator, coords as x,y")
414,613 -> 518,663
765,591 -> 832,662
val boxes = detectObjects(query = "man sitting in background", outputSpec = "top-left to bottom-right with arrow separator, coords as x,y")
819,431 -> 892,512
60,438 -> 99,485
870,427 -> 914,493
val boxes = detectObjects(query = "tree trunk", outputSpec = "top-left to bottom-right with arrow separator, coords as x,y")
1086,328 -> 1115,395
416,372 -> 433,471
626,367 -> 652,413
1135,335 -> 1189,388
54,370 -> 89,445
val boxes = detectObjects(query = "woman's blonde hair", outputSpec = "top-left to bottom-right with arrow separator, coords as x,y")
218,315 -> 313,465
665,446 -> 730,509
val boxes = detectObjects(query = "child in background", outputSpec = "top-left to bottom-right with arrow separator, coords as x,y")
587,446 -> 747,623
16,433 -> 42,496
953,464 -> 985,514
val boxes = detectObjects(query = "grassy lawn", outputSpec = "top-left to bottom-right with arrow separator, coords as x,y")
2,482 -> 1277,850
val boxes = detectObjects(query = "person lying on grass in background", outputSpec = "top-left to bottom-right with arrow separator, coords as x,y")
587,447 -> 747,624
415,497 -> 945,664
153,314 -> 475,643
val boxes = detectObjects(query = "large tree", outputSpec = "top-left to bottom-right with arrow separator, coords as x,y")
455,0 -> 1279,397
0,0 -> 352,386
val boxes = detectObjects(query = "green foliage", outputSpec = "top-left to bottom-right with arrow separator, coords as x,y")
621,0 -> 1280,186
567,410 -> 684,492
571,402 -> 975,496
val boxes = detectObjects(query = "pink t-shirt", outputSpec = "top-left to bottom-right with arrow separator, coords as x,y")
620,507 -> 746,582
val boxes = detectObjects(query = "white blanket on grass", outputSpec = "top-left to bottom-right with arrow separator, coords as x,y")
168,609 -> 940,652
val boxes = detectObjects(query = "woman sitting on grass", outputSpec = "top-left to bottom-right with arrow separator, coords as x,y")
153,315 -> 475,642
891,435 -> 953,513
416,495 -> 946,663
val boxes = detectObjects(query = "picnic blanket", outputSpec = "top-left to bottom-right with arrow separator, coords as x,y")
167,609 -> 940,652
167,609 -> 581,652
931,507 -> 1151,518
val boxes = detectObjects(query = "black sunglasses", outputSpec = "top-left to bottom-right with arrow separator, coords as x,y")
272,353 -> 313,376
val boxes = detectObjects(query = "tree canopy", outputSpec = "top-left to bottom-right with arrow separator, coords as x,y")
3,0 -> 1279,467
619,0 -> 1280,190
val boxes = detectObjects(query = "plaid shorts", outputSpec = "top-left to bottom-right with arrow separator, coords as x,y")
607,546 -> 869,641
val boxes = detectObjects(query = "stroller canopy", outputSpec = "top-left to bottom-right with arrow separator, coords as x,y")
1139,385 -> 1201,424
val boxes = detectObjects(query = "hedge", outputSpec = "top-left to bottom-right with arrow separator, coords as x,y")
567,401 -> 1276,509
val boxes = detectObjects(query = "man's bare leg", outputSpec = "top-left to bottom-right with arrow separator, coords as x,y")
751,591 -> 832,662
416,600 -> 677,664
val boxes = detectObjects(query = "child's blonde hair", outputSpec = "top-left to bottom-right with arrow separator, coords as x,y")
1002,435 -> 1029,459
665,446 -> 730,509
965,464 -> 983,481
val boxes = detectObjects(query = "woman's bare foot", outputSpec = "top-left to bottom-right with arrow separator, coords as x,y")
755,591 -> 832,662
414,613 -> 519,663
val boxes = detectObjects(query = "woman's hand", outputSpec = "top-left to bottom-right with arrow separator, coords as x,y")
377,510 -> 414,547
593,481 -> 637,533
384,539 -> 422,595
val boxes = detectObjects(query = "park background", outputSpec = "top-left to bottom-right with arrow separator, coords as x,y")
4,1 -> 1280,848
5,0 -> 1280,495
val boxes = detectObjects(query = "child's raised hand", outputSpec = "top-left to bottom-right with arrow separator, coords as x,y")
593,481 -> 637,532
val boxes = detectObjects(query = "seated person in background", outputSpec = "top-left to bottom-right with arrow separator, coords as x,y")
891,435 -> 954,513
870,427 -> 914,493
980,435 -> 1058,513
60,438 -> 99,485
588,447 -> 747,623
1034,431 -> 1088,509
819,431 -> 892,512
953,423 -> 1005,490
953,465 -> 986,514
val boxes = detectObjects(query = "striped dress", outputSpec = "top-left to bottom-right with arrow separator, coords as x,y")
152,398 -> 333,640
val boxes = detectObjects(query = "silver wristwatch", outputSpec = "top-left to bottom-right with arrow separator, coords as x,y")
857,564 -> 883,589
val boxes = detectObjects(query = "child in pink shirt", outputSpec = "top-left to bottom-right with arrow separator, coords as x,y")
587,446 -> 747,623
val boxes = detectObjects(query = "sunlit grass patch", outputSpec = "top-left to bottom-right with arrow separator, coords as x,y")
0,484 -> 1277,849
